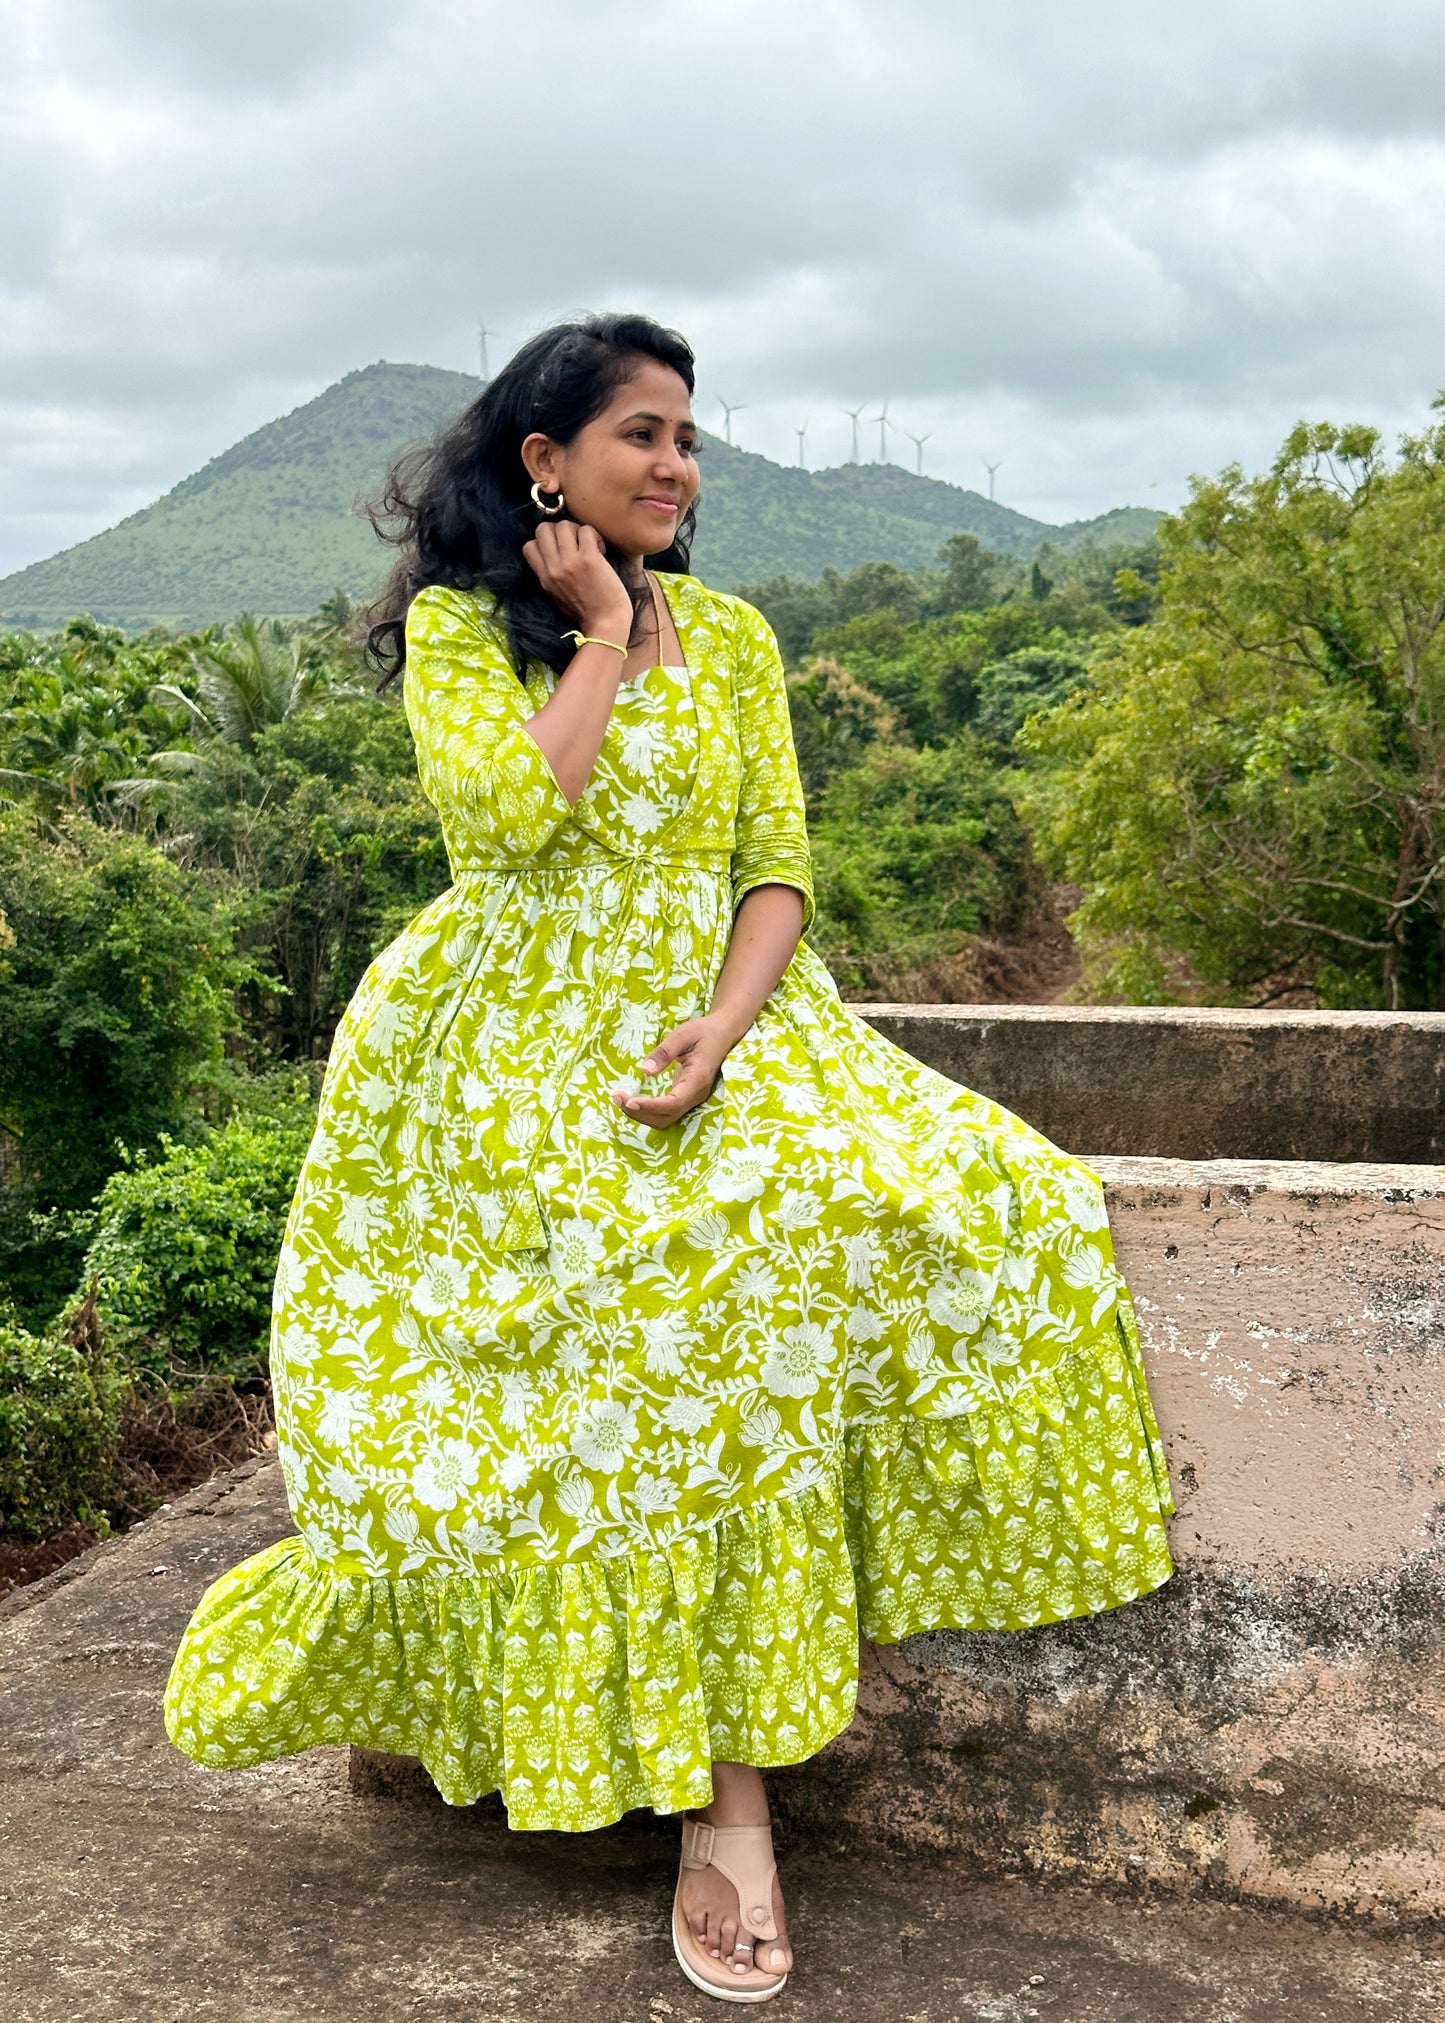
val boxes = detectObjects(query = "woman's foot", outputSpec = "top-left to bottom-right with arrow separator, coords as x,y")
676,1762 -> 793,1979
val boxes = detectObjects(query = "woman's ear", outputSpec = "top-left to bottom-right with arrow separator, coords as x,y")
520,432 -> 562,490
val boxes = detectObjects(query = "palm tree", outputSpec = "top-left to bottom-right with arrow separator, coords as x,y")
0,666 -> 145,821
152,614 -> 353,753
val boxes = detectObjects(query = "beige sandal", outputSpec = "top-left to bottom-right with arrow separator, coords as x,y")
672,1814 -> 791,2003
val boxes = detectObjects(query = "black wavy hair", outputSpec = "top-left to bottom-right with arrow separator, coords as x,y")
365,313 -> 697,686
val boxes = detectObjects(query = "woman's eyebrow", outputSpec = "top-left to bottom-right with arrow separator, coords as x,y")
619,410 -> 696,429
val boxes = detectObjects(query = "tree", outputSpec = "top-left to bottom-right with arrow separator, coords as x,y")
0,810 -> 253,1320
166,695 -> 449,1060
1020,402 -> 1445,1007
974,648 -> 1090,751
786,658 -> 902,803
154,612 -> 360,752
931,533 -> 1000,612
808,734 -> 1038,996
0,619 -> 192,825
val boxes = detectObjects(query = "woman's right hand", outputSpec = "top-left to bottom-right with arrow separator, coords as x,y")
522,520 -> 633,642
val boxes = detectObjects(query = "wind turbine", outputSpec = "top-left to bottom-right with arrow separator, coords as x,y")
870,401 -> 893,463
905,430 -> 932,477
795,420 -> 810,468
717,397 -> 747,446
984,460 -> 1003,502
478,322 -> 493,384
842,403 -> 867,464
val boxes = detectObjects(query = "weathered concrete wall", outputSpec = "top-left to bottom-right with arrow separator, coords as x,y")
7,1465 -> 1439,2020
772,1156 -> 1445,1926
852,1005 -> 1445,1164
10,1132 -> 1439,1928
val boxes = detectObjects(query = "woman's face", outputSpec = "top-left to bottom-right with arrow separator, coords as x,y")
521,358 -> 701,564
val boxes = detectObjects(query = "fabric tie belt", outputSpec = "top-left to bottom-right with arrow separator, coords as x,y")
453,848 -> 733,878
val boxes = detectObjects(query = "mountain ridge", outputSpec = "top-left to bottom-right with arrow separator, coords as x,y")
0,363 -> 1158,628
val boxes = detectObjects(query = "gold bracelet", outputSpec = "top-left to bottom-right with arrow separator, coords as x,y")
563,629 -> 628,658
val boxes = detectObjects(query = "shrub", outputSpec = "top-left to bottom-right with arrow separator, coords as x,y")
169,695 -> 449,1061
0,808 -> 255,1323
0,1294 -> 122,1539
82,1086 -> 315,1387
974,647 -> 1090,750
808,733 -> 1039,995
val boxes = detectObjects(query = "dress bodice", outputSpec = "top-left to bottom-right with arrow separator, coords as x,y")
538,663 -> 698,851
401,576 -> 817,932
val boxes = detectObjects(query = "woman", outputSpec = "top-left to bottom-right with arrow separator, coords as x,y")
164,312 -> 1175,2004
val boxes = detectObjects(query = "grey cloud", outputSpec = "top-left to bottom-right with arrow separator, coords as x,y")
5,0 -> 1445,574
56,0 -> 400,102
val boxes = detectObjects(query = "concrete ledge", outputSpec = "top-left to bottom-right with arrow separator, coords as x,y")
774,1155 -> 1445,1923
7,1463 -> 1440,2017
851,1004 -> 1445,1164
347,1155 -> 1445,1923
8,1153 -> 1442,1934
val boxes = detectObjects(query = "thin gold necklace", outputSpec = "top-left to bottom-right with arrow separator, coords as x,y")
622,571 -> 661,683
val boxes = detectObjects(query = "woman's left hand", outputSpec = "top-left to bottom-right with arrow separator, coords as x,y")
611,1015 -> 736,1129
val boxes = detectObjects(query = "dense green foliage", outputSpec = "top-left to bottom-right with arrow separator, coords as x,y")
0,614 -> 194,817
1020,403 -> 1445,1008
0,807 -> 254,1320
81,1087 -> 316,1388
0,810 -> 246,1203
167,699 -> 449,1060
0,362 -> 1158,627
810,736 -> 1038,996
8,390 -> 1435,1543
745,533 -> 1151,985
0,1300 -> 122,1539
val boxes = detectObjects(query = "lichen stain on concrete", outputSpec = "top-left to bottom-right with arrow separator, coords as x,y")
1245,1755 -> 1423,1866
771,1578 -> 1445,1923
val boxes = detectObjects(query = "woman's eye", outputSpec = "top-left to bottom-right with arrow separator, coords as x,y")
680,440 -> 701,458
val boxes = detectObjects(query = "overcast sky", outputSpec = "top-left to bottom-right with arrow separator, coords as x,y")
6,0 -> 1445,576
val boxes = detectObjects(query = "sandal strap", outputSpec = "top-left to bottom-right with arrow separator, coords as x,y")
678,1817 -> 780,1944
679,1816 -> 716,1869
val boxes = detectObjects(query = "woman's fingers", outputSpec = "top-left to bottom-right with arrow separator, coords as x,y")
525,518 -> 621,624
522,527 -> 558,588
615,1061 -> 718,1129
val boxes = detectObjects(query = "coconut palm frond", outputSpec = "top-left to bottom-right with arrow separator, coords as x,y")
149,682 -> 218,736
0,765 -> 66,806
144,748 -> 208,778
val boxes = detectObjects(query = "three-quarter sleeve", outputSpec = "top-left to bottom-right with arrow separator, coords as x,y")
729,600 -> 816,934
402,585 -> 574,862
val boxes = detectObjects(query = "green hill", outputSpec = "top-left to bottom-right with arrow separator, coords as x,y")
0,362 -> 1158,629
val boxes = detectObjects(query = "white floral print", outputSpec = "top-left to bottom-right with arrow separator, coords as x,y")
165,574 -> 1175,1836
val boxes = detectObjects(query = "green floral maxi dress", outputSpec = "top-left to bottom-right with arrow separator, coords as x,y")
164,574 -> 1176,1831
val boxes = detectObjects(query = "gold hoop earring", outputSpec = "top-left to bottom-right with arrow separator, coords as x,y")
530,480 -> 565,517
